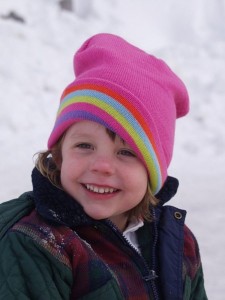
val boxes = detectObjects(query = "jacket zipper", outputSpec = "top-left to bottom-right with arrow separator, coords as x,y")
101,217 -> 160,300
150,208 -> 159,300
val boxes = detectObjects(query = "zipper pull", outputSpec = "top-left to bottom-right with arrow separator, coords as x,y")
143,270 -> 158,281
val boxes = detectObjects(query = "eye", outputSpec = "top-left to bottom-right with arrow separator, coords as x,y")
118,149 -> 136,157
76,143 -> 94,150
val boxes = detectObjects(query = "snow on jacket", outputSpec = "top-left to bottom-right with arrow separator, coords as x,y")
0,168 -> 208,300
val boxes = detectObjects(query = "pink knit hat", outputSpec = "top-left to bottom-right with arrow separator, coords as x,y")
48,33 -> 189,194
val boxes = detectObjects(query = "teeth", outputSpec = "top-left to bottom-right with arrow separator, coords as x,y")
85,184 -> 117,194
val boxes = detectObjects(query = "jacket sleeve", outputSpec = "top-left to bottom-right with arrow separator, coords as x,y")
190,264 -> 208,300
0,230 -> 73,300
183,225 -> 208,300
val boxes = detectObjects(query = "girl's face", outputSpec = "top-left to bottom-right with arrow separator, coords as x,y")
60,120 -> 148,231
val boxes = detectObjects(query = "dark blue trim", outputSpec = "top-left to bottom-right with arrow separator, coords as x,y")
156,205 -> 186,300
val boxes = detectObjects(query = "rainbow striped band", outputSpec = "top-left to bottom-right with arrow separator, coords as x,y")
48,83 -> 164,194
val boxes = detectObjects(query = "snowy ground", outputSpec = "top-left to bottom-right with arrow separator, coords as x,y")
1,0 -> 225,298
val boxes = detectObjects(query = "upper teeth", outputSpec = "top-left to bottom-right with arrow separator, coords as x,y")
85,184 -> 117,194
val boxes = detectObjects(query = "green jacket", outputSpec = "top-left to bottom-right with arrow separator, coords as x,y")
0,194 -> 124,300
0,170 -> 208,300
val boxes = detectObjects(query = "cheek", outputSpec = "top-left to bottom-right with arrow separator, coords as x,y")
125,166 -> 148,195
60,155 -> 74,185
60,163 -> 68,188
60,154 -> 86,183
60,162 -> 79,197
137,167 -> 148,194
137,177 -> 148,199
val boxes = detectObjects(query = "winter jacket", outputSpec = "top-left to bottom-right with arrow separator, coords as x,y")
0,168 -> 208,300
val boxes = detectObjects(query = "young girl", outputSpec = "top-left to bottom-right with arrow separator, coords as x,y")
0,33 -> 207,300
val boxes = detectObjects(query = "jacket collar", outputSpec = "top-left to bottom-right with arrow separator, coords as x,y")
32,167 -> 94,228
32,167 -> 179,228
155,176 -> 179,205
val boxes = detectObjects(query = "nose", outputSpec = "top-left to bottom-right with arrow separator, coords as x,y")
90,154 -> 115,176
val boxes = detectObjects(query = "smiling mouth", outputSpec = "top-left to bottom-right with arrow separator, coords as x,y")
83,184 -> 119,194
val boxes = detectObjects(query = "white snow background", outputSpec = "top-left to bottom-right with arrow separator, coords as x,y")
0,0 -> 225,298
